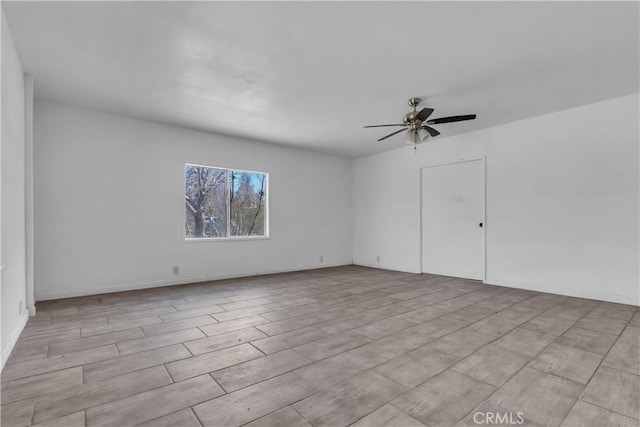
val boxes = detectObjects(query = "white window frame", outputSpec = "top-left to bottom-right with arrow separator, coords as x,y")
183,162 -> 270,242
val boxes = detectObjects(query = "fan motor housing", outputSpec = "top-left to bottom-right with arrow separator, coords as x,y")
403,112 -> 419,123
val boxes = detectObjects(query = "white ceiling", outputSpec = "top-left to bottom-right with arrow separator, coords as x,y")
3,1 -> 638,157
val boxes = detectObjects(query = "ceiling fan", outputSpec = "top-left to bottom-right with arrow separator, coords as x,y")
364,98 -> 476,145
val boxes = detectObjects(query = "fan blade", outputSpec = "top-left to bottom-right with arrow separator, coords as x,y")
364,124 -> 405,128
426,114 -> 476,125
422,126 -> 440,137
377,128 -> 406,142
416,108 -> 434,122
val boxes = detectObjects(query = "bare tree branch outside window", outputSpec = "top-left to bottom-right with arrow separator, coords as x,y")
185,164 -> 267,239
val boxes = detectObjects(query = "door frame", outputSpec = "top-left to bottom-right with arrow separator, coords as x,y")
419,156 -> 486,282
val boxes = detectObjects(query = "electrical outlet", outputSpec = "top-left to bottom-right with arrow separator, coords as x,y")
376,256 -> 381,264
19,300 -> 23,314
320,255 -> 324,263
172,265 -> 180,275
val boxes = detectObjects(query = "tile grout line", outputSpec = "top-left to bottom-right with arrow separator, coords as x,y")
28,367 -> 182,424
577,396 -> 640,422
549,301 -> 627,427
420,298 -> 589,426
190,406 -> 205,427
11,269 -> 638,427
160,363 -> 176,384
248,342 -> 267,356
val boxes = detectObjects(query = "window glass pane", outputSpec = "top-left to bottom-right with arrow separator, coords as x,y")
185,165 -> 228,238
230,171 -> 267,236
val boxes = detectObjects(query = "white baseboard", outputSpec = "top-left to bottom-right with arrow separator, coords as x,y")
484,277 -> 640,306
35,262 -> 352,301
1,310 -> 29,372
353,262 -> 420,274
36,263 -> 637,306
36,275 -> 210,300
202,262 -> 350,282
355,263 -> 639,306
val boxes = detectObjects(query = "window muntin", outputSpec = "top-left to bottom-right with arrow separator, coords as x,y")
185,164 -> 267,239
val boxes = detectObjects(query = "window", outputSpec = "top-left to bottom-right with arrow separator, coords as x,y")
184,164 -> 268,239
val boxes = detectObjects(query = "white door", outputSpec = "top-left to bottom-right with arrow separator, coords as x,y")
421,159 -> 485,280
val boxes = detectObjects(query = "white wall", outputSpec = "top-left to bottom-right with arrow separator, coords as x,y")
1,10 -> 29,369
354,93 -> 639,305
29,87 -> 640,305
24,74 -> 34,316
33,100 -> 353,300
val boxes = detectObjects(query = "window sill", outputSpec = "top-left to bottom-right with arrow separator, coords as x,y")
183,236 -> 271,243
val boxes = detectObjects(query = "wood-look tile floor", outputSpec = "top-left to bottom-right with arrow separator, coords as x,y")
2,266 -> 639,427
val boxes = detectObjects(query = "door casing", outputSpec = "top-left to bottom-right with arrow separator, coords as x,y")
419,157 -> 486,281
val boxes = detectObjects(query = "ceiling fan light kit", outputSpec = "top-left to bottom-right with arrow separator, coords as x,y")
403,128 -> 429,145
364,97 -> 477,149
